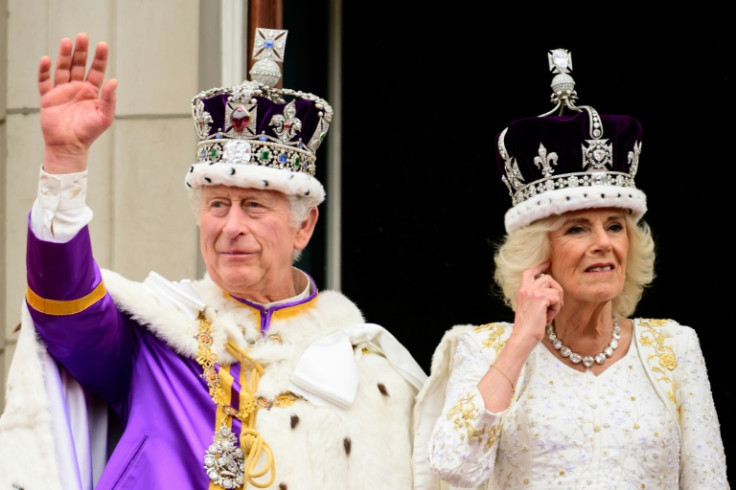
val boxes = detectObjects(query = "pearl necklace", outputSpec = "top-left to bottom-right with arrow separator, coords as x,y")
546,318 -> 621,368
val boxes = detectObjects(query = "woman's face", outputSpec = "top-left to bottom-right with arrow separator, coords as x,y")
548,208 -> 629,306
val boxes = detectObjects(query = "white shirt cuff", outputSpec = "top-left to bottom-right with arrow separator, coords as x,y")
30,166 -> 93,243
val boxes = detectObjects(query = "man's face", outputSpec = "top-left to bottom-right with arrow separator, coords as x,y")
199,185 -> 317,302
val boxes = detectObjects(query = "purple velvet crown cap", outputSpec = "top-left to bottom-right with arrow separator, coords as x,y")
495,110 -> 647,233
199,94 -> 324,147
496,111 -> 642,181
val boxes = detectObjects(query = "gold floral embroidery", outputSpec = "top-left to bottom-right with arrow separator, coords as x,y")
473,323 -> 509,356
448,394 -> 478,431
638,318 -> 680,416
447,394 -> 482,439
447,392 -> 501,450
658,353 -> 677,370
484,423 -> 502,451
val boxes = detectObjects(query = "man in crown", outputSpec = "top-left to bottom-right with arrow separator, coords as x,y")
0,31 -> 426,490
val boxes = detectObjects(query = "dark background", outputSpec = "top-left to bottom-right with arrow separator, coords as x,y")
286,1 -> 732,484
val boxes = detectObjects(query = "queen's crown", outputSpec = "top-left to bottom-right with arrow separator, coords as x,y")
494,49 -> 647,233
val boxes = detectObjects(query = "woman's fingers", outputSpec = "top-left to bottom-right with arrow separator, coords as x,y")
536,272 -> 564,319
517,263 -> 565,329
544,287 -> 563,324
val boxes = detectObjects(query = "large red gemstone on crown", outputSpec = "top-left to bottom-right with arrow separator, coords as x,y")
231,106 -> 250,133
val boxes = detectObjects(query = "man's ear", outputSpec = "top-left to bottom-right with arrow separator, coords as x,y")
294,206 -> 319,250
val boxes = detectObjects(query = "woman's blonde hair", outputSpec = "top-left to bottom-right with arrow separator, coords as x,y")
492,212 -> 655,317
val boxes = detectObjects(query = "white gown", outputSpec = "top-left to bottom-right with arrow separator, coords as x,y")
413,319 -> 729,490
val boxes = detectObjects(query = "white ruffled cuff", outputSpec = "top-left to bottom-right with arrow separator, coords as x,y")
30,166 -> 93,242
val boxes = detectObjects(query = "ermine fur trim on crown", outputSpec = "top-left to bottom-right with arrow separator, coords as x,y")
185,162 -> 325,207
504,184 -> 647,233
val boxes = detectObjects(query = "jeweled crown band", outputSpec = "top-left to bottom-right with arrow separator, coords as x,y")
508,170 -> 638,207
196,138 -> 317,176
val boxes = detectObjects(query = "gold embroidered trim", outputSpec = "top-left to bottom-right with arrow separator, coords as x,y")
473,322 -> 508,355
257,392 -> 303,409
222,291 -> 317,321
271,297 -> 318,321
484,424 -> 502,451
196,313 -> 276,487
638,318 -> 680,416
26,281 -> 106,316
473,322 -> 509,356
447,392 -> 502,451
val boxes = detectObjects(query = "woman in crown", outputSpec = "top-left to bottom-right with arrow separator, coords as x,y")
412,50 -> 728,489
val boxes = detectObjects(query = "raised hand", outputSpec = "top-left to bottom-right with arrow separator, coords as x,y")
476,261 -> 565,411
38,32 -> 117,174
511,262 -> 564,344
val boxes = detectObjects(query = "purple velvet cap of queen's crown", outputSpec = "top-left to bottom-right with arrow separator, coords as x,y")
495,49 -> 647,233
186,28 -> 332,208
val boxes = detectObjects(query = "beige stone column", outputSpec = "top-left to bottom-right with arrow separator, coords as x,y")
1,0 -> 203,409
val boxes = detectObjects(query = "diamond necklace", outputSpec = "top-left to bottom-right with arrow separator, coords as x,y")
546,317 -> 621,368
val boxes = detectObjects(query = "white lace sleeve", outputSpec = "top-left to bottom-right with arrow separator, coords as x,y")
675,326 -> 729,489
427,330 -> 504,487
